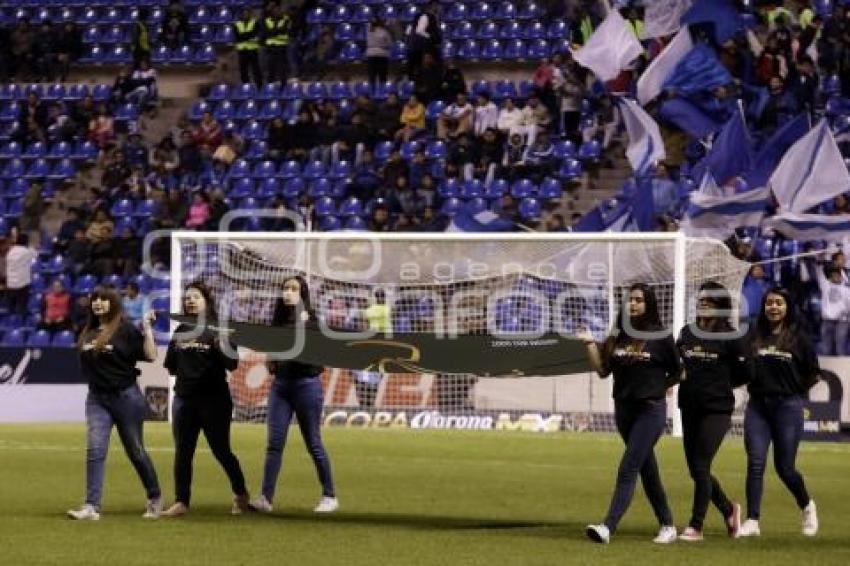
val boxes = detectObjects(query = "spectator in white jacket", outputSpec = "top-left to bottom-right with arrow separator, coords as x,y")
496,98 -> 523,138
815,263 -> 850,355
366,18 -> 393,92
473,93 -> 499,137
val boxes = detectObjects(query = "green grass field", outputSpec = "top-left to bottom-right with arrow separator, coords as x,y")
2,424 -> 849,566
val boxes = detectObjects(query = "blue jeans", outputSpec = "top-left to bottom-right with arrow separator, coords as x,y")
744,396 -> 811,520
819,319 -> 849,356
85,386 -> 161,509
604,399 -> 673,532
261,377 -> 335,500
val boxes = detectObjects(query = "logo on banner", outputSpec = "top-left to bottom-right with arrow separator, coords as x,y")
0,349 -> 37,386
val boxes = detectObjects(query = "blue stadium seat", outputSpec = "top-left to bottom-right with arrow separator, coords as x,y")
466,197 -> 489,214
52,330 -> 77,348
462,179 -> 486,199
303,160 -> 326,180
439,179 -> 462,199
25,158 -> 50,178
440,197 -> 464,217
485,178 -> 510,199
374,141 -> 394,162
134,198 -> 158,218
539,177 -> 563,200
278,160 -> 301,179
344,216 -> 367,230
110,198 -> 134,218
519,197 -> 542,221
1,328 -> 27,346
207,83 -> 229,102
558,158 -> 583,180
50,159 -> 76,180
553,140 -> 577,160
308,178 -> 333,198
73,274 -> 98,295
231,82 -> 257,101
314,196 -> 336,217
339,42 -> 363,62
482,39 -> 503,60
319,215 -> 342,231
23,141 -> 46,160
339,196 -> 364,217
257,178 -> 280,198
511,178 -> 536,199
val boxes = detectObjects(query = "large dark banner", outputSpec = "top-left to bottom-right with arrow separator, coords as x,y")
170,316 -> 592,377
0,347 -> 83,385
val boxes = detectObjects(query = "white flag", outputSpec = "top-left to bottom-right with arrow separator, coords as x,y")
681,187 -> 770,238
696,171 -> 725,198
641,0 -> 692,39
573,10 -> 643,82
620,98 -> 666,175
636,27 -> 693,105
763,212 -> 850,241
769,119 -> 850,213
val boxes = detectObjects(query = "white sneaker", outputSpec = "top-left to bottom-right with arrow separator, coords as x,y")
738,518 -> 761,537
678,526 -> 703,542
231,494 -> 250,515
67,504 -> 100,521
142,497 -> 162,519
725,502 -> 742,538
802,500 -> 818,537
248,495 -> 273,513
653,525 -> 677,544
314,496 -> 339,513
585,524 -> 610,544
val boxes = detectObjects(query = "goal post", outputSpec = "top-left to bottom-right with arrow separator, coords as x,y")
164,231 -> 750,435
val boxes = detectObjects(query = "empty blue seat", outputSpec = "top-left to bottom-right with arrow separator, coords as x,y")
207,83 -> 229,102
466,197 -> 489,214
511,178 -> 536,199
439,179 -> 462,199
308,178 -> 333,198
339,42 -> 363,62
314,196 -> 336,217
278,160 -> 301,178
110,198 -> 134,217
339,196 -> 364,217
553,140 -> 577,160
440,197 -> 464,217
282,177 -> 305,198
458,39 -> 481,60
26,158 -> 50,178
519,197 -> 542,221
50,159 -> 76,179
73,274 -> 98,295
320,215 -> 342,231
2,328 -> 27,346
486,178 -> 510,199
257,178 -> 280,198
303,160 -> 326,179
52,330 -> 77,348
559,158 -> 583,180
462,179 -> 486,199
539,177 -> 563,200
134,199 -> 158,217
344,216 -> 367,230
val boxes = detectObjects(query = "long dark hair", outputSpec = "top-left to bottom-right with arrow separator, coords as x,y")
755,286 -> 798,351
271,275 -> 314,326
602,283 -> 663,360
696,280 -> 734,332
182,280 -> 219,321
78,285 -> 124,350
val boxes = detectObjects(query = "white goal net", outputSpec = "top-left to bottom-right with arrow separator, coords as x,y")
167,232 -> 750,432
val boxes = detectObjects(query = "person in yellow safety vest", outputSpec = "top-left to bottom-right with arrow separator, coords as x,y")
234,7 -> 263,86
795,0 -> 814,30
624,7 -> 644,41
132,8 -> 151,68
766,2 -> 795,31
263,3 -> 291,84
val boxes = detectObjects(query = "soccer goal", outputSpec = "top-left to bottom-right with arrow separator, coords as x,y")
166,232 -> 750,433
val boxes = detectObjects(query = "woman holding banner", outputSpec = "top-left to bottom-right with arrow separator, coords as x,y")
581,283 -> 680,545
249,275 -> 338,514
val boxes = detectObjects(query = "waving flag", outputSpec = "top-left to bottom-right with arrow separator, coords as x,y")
637,27 -> 694,105
682,0 -> 742,44
446,209 -> 515,232
769,119 -> 850,213
691,110 -> 751,186
620,98 -> 666,175
573,9 -> 643,81
681,187 -> 769,238
642,0 -> 693,39
662,44 -> 733,98
658,97 -> 725,139
763,212 -> 850,242
744,113 -> 810,188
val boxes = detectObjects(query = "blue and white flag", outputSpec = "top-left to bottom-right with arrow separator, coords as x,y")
681,186 -> 769,238
691,109 -> 751,186
696,171 -> 725,198
445,209 -> 515,232
620,98 -> 666,175
682,0 -> 742,44
637,26 -> 693,105
744,113 -> 809,188
573,9 -> 643,82
662,44 -> 733,98
769,119 -> 850,213
658,97 -> 725,139
763,212 -> 850,242
641,0 -> 692,39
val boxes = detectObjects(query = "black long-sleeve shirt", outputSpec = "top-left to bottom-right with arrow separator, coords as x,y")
608,336 -> 681,402
748,332 -> 819,399
164,324 -> 238,398
677,326 -> 748,414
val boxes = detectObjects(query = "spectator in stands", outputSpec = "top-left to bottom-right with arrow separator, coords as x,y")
166,0 -> 189,33
86,209 -> 114,245
72,96 -> 96,137
502,132 -> 527,180
132,8 -> 152,68
789,55 -> 818,115
17,91 -> 48,144
497,98 -> 523,139
89,224 -> 116,277
756,35 -> 789,85
20,180 -> 45,239
521,131 -> 556,182
115,227 -> 142,277
34,21 -> 57,82
366,17 -> 393,92
375,93 -> 402,143
67,228 -> 91,275
161,15 -> 188,51
213,129 -> 245,166
10,19 -> 36,81
266,117 -> 291,162
533,56 -> 559,120
411,52 -> 443,104
437,92 -> 473,140
150,137 -> 179,172
473,93 -> 499,138
448,133 -> 475,180
263,2 -> 291,84
123,133 -> 150,172
205,188 -> 230,231
651,163 -> 679,217
471,128 -> 503,185
129,59 -> 158,110
56,208 -> 85,251
234,7 -> 263,86
397,94 -> 426,141
380,148 -> 409,190
177,130 -> 203,179
88,104 -> 115,151
185,192 -> 212,230
758,75 -> 798,132
742,263 -> 771,329
441,59 -> 467,102
159,191 -> 188,229
814,263 -> 850,356
0,23 -> 10,81
303,25 -> 335,80
46,101 -> 77,142
518,95 -> 551,144
102,150 -> 131,190
54,22 -> 82,82
368,203 -> 392,232
122,282 -> 145,327
41,279 -> 72,333
406,0 -> 442,79
194,112 -> 223,154
5,233 -> 36,318
554,54 -> 586,143
544,213 -> 567,232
